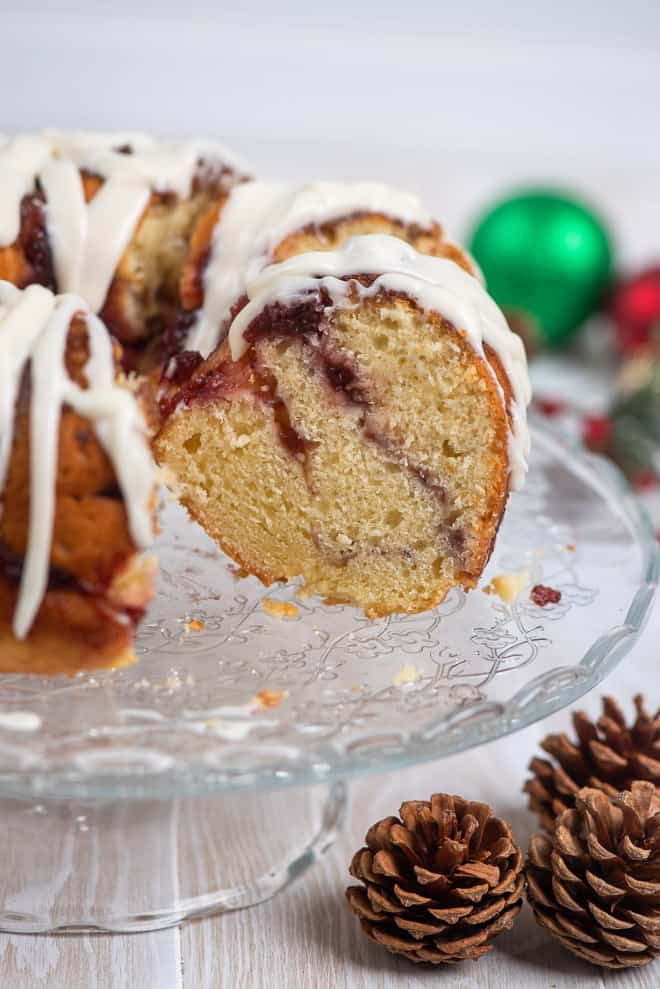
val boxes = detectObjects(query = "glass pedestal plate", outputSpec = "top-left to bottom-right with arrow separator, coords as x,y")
0,423 -> 656,932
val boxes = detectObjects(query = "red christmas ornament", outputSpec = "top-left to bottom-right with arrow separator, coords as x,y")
609,264 -> 660,354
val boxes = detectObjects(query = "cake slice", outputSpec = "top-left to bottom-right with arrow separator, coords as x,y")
156,235 -> 530,617
0,281 -> 157,674
173,180 -> 473,359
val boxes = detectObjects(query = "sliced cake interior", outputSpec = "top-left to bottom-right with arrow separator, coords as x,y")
156,236 -> 530,616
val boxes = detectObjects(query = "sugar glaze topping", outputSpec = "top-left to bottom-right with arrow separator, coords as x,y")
0,281 -> 155,638
0,131 -> 245,313
229,234 -> 531,491
186,180 -> 437,358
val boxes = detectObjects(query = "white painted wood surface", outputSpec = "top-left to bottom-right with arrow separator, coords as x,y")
0,602 -> 657,988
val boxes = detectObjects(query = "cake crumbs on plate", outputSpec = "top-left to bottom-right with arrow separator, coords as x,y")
261,597 -> 300,618
184,618 -> 205,632
254,689 -> 288,709
393,663 -> 422,687
483,569 -> 530,604
565,543 -> 576,552
228,562 -> 250,579
530,584 -> 562,607
155,464 -> 184,500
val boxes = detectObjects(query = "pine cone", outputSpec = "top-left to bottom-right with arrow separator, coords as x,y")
525,695 -> 660,832
526,781 -> 660,969
345,794 -> 524,964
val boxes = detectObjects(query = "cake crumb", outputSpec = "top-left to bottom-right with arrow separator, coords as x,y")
254,689 -> 287,709
154,464 -> 180,495
393,663 -> 422,687
565,544 -> 575,552
262,597 -> 300,619
484,569 -> 530,604
530,584 -> 561,607
228,563 -> 250,579
185,618 -> 205,632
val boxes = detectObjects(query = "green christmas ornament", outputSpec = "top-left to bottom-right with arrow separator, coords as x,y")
468,190 -> 613,348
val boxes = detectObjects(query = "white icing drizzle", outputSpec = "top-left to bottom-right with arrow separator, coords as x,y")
44,131 -> 249,195
77,176 -> 151,313
186,180 -> 437,358
228,234 -> 531,491
0,282 -> 155,639
0,131 -> 245,314
39,158 -> 87,293
0,135 -> 51,245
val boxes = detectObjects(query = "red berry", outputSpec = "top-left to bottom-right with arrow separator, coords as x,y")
632,468 -> 658,491
530,584 -> 561,607
536,397 -> 566,418
582,415 -> 613,451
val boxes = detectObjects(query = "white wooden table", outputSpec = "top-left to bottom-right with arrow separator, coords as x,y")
0,602 -> 657,988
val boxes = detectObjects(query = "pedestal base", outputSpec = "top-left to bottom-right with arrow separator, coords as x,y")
0,782 -> 347,933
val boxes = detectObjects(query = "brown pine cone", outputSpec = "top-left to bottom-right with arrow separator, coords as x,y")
524,695 -> 660,832
345,794 -> 524,964
526,781 -> 660,969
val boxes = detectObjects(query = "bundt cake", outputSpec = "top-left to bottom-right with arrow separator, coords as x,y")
0,281 -> 156,674
176,179 -> 473,359
0,132 -> 248,369
0,130 -> 533,671
155,234 -> 530,617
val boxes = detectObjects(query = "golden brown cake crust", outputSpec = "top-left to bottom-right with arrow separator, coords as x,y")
178,206 -> 474,316
0,313 -> 156,673
179,197 -> 228,311
1,317 -> 142,585
0,194 -> 56,291
84,172 -> 241,354
0,162 -> 246,368
272,214 -> 473,272
0,571 -> 143,676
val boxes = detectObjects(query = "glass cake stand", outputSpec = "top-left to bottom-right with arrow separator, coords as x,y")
0,420 -> 657,932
